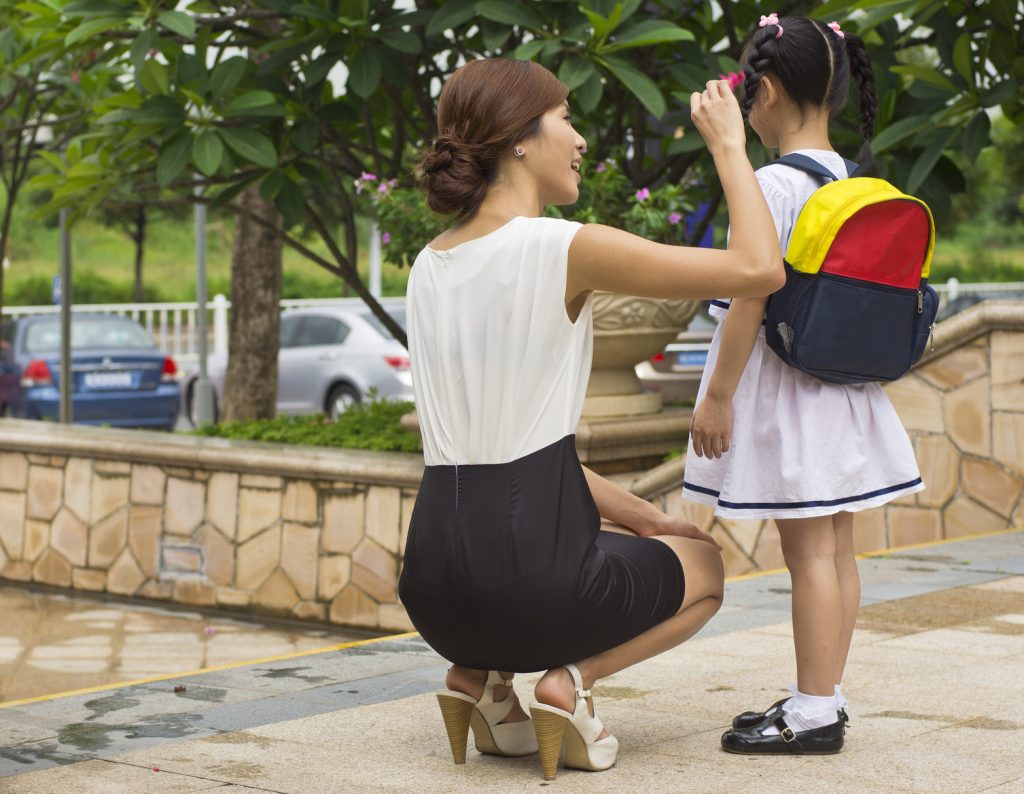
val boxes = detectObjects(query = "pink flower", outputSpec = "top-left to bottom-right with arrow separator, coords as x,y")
353,179 -> 364,194
387,178 -> 397,188
668,212 -> 682,225
382,232 -> 391,245
635,187 -> 651,202
378,182 -> 389,193
596,162 -> 607,173
360,171 -> 377,181
719,71 -> 744,90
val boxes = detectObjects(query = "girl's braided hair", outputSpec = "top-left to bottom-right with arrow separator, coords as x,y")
741,16 -> 877,175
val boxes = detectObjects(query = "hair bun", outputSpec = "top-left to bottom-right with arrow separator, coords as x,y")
417,133 -> 488,217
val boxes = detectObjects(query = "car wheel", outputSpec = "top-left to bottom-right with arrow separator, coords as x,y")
326,383 -> 360,419
187,381 -> 219,426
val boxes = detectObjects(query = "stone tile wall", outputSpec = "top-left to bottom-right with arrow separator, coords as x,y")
641,304 -> 1024,577
0,426 -> 422,633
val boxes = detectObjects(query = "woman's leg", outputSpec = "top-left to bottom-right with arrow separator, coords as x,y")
832,511 -> 860,686
445,667 -> 529,723
534,530 -> 724,721
776,515 -> 842,697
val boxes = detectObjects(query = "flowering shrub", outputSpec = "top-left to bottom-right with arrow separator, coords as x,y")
354,153 -> 712,267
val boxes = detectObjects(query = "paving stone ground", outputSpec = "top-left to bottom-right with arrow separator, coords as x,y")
2,529 -> 1023,794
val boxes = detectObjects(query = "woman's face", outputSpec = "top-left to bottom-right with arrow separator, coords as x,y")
523,101 -> 588,206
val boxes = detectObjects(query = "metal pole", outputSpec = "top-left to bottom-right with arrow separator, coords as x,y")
58,208 -> 72,424
193,182 -> 216,426
369,221 -> 382,299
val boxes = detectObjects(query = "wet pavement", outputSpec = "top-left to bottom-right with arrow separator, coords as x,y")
1,529 -> 1023,793
0,586 -> 375,704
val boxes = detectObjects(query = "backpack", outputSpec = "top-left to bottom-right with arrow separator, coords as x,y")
764,153 -> 938,385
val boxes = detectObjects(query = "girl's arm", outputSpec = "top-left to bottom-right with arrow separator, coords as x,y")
582,466 -> 722,549
567,81 -> 784,302
690,296 -> 768,458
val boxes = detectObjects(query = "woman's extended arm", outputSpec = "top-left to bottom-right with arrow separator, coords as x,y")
567,81 -> 784,303
582,466 -> 721,549
689,296 -> 768,458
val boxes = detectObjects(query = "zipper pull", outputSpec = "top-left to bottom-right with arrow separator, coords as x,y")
928,323 -> 935,352
916,289 -> 924,314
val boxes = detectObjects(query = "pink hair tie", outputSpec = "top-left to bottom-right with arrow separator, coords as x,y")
759,13 -> 783,39
828,21 -> 845,39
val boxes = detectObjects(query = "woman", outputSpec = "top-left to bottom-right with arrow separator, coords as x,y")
398,58 -> 783,781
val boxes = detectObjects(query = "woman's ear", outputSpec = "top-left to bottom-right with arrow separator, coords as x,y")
759,74 -> 777,109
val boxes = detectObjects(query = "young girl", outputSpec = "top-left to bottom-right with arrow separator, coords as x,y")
683,14 -> 924,754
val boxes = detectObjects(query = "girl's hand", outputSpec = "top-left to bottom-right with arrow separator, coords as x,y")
690,79 -> 746,154
640,513 -> 723,551
690,394 -> 734,459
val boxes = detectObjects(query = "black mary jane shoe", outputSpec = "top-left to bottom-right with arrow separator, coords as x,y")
732,697 -> 791,730
733,700 -> 850,731
721,713 -> 845,755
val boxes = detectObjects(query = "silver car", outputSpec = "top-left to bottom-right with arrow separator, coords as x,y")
185,305 -> 412,423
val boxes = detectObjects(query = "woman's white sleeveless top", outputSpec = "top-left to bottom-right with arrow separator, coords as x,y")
406,216 -> 591,466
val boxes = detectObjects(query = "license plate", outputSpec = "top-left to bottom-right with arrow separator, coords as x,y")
83,371 -> 133,390
677,351 -> 708,367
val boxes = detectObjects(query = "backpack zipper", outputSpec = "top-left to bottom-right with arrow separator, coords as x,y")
916,289 -> 924,314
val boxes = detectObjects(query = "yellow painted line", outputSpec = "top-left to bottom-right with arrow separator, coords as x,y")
0,630 -> 420,710
724,526 -> 1023,584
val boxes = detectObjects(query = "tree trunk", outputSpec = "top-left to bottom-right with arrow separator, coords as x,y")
221,183 -> 282,422
132,205 -> 146,303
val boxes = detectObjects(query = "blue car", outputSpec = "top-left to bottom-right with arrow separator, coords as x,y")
0,313 -> 181,431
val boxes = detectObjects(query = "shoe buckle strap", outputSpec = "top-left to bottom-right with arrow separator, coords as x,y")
773,714 -> 797,744
576,687 -> 591,699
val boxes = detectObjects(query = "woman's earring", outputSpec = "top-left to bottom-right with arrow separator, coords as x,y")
513,146 -> 525,158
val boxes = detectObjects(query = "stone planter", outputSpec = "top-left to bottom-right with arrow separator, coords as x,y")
583,292 -> 700,418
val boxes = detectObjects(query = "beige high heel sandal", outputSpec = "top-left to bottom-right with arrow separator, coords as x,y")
528,663 -> 619,780
436,670 -> 538,764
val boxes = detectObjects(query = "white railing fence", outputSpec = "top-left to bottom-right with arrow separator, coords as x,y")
1,281 -> 1019,364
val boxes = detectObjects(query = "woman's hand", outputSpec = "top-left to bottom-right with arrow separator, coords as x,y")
639,513 -> 723,551
690,394 -> 734,459
690,79 -> 746,155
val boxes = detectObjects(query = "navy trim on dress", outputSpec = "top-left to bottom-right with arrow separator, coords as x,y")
682,477 -> 924,511
708,299 -> 767,326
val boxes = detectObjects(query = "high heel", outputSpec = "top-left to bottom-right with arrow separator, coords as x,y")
529,664 -> 618,780
436,671 -> 538,764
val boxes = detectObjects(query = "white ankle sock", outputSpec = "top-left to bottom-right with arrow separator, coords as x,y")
835,684 -> 848,710
761,690 -> 840,736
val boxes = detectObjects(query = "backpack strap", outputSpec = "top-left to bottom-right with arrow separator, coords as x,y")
773,153 -> 859,181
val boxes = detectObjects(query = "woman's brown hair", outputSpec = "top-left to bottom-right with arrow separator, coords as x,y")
417,58 -> 569,218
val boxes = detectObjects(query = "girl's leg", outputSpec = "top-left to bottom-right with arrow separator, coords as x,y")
776,515 -> 842,697
534,531 -> 725,720
832,511 -> 860,686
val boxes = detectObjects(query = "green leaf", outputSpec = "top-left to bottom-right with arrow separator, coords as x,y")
275,178 -> 305,226
870,114 -> 932,154
425,0 -> 476,37
64,16 -> 123,46
291,118 -> 318,153
378,30 -> 421,54
210,56 -> 248,101
907,126 -> 956,194
134,95 -> 185,126
952,33 -> 972,86
558,54 -> 595,91
575,72 -> 603,114
129,28 -> 155,72
158,10 -> 195,39
600,55 -> 666,117
220,127 -> 278,168
292,4 -> 342,22
602,20 -> 693,52
477,0 -> 542,28
667,132 -> 706,155
192,131 -> 224,177
347,49 -> 381,98
513,39 -> 544,60
157,132 -> 192,186
982,79 -> 1016,107
139,58 -> 170,95
890,64 -> 957,93
36,150 -> 67,172
260,171 -> 285,202
962,111 -> 991,164
222,90 -> 278,116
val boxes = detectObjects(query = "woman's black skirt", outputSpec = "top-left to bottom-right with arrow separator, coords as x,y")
398,435 -> 686,672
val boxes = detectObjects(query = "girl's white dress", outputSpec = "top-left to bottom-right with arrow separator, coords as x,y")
682,149 -> 924,520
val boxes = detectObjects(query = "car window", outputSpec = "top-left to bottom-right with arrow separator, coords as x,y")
358,308 -> 406,340
23,316 -> 155,354
292,316 -> 349,347
280,315 -> 302,348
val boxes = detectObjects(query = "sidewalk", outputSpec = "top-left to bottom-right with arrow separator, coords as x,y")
2,529 -> 1023,793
